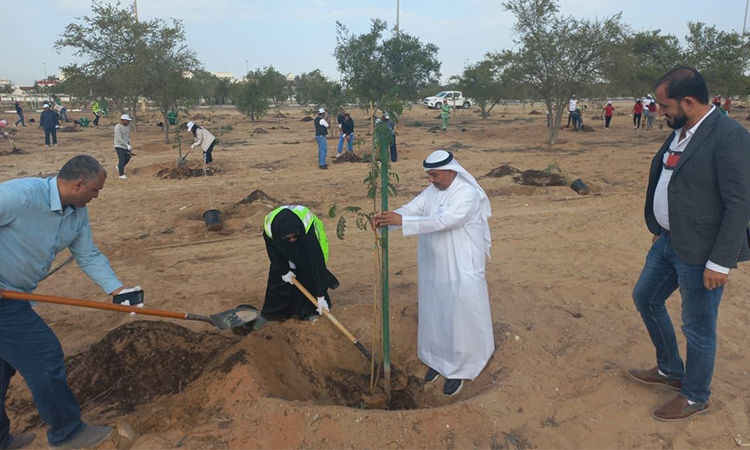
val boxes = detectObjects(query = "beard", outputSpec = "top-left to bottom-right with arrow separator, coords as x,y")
666,105 -> 688,129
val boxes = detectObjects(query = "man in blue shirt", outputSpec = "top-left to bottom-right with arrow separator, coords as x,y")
0,155 -> 138,449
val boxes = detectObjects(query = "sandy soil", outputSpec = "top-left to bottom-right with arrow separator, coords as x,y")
2,102 -> 750,449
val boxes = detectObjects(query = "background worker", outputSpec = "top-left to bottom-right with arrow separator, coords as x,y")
113,114 -> 133,180
314,108 -> 330,169
39,103 -> 59,148
335,113 -> 355,158
186,121 -> 217,165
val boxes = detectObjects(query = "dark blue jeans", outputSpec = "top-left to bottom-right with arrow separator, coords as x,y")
316,135 -> 327,167
43,127 -> 57,146
632,233 -> 723,403
0,299 -> 84,447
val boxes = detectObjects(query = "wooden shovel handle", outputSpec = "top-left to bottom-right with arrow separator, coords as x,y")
0,290 -> 187,320
291,278 -> 359,344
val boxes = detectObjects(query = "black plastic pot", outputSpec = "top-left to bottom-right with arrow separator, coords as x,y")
570,178 -> 590,195
203,209 -> 223,231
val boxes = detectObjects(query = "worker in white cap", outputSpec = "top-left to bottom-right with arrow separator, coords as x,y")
374,149 -> 494,397
39,103 -> 60,148
314,108 -> 330,169
113,114 -> 133,179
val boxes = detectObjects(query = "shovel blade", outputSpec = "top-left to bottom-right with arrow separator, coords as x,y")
209,306 -> 259,330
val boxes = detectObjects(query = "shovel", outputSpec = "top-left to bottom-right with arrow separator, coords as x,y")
177,147 -> 192,167
291,279 -> 408,390
0,290 -> 258,331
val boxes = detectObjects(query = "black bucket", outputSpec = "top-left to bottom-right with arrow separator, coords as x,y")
203,209 -> 223,231
570,178 -> 590,195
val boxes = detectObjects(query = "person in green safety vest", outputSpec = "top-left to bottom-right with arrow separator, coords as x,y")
440,102 -> 451,131
167,110 -> 177,125
256,205 -> 339,329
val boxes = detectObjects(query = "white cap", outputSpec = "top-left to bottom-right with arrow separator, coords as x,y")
43,103 -> 50,108
607,100 -> 612,104
318,108 -> 325,114
383,112 -> 390,119
120,114 -> 132,121
186,121 -> 195,131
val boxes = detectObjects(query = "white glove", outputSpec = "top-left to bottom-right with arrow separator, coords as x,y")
55,125 -> 60,129
127,144 -> 132,151
118,286 -> 144,316
281,271 -> 295,284
191,142 -> 198,149
316,297 -> 329,315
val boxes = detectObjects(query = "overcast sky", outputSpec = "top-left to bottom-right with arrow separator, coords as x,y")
4,0 -> 748,86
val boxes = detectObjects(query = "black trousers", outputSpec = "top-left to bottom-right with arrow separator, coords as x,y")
93,113 -> 100,126
605,116 -> 612,128
43,127 -> 57,145
389,136 -> 397,162
115,147 -> 131,176
203,141 -> 216,164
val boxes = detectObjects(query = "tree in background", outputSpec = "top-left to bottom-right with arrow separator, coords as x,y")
451,58 -> 504,119
603,30 -> 682,100
259,66 -> 291,104
683,22 -> 750,98
293,69 -> 349,120
234,69 -> 270,122
335,19 -> 441,105
495,0 -> 622,145
56,1 -> 144,120
56,0 -> 198,141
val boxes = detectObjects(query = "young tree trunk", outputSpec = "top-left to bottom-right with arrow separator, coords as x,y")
163,111 -> 171,144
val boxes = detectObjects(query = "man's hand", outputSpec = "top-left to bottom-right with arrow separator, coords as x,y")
373,211 -> 402,227
704,268 -> 728,290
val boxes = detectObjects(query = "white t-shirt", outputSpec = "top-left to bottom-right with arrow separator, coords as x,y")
568,99 -> 577,112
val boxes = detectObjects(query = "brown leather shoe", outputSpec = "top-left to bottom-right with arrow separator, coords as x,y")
627,367 -> 681,391
652,394 -> 710,421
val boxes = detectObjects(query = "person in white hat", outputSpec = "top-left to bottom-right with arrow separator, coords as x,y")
39,103 -> 60,148
314,108 -> 330,169
113,114 -> 132,179
186,122 -> 217,166
374,150 -> 494,397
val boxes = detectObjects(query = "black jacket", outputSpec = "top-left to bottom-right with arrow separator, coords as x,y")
645,108 -> 750,267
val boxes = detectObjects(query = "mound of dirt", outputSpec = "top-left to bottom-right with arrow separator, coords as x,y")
527,110 -> 543,115
157,165 -> 220,179
580,125 -> 596,132
66,321 -> 234,411
59,126 -> 81,133
484,164 -> 521,178
300,116 -> 313,122
332,152 -> 364,163
274,112 -> 288,119
1,146 -> 27,156
236,189 -> 277,206
483,165 -> 567,186
192,113 -> 206,121
253,128 -> 268,134
426,126 -> 441,132
519,170 -> 567,186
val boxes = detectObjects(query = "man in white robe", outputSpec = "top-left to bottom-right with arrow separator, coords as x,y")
374,150 -> 494,396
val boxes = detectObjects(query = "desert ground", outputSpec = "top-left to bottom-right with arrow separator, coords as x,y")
2,101 -> 750,449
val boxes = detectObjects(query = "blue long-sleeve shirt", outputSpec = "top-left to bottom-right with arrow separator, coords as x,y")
0,177 -> 122,294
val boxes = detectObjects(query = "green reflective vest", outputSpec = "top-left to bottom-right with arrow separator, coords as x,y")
264,205 -> 329,263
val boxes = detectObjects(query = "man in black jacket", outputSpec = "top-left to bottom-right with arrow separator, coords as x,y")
335,113 -> 354,158
628,67 -> 750,421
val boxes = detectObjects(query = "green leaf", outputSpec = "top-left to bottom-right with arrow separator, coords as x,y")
328,203 -> 339,218
336,216 -> 347,240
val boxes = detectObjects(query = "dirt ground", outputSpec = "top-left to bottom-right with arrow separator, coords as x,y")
3,102 -> 750,449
